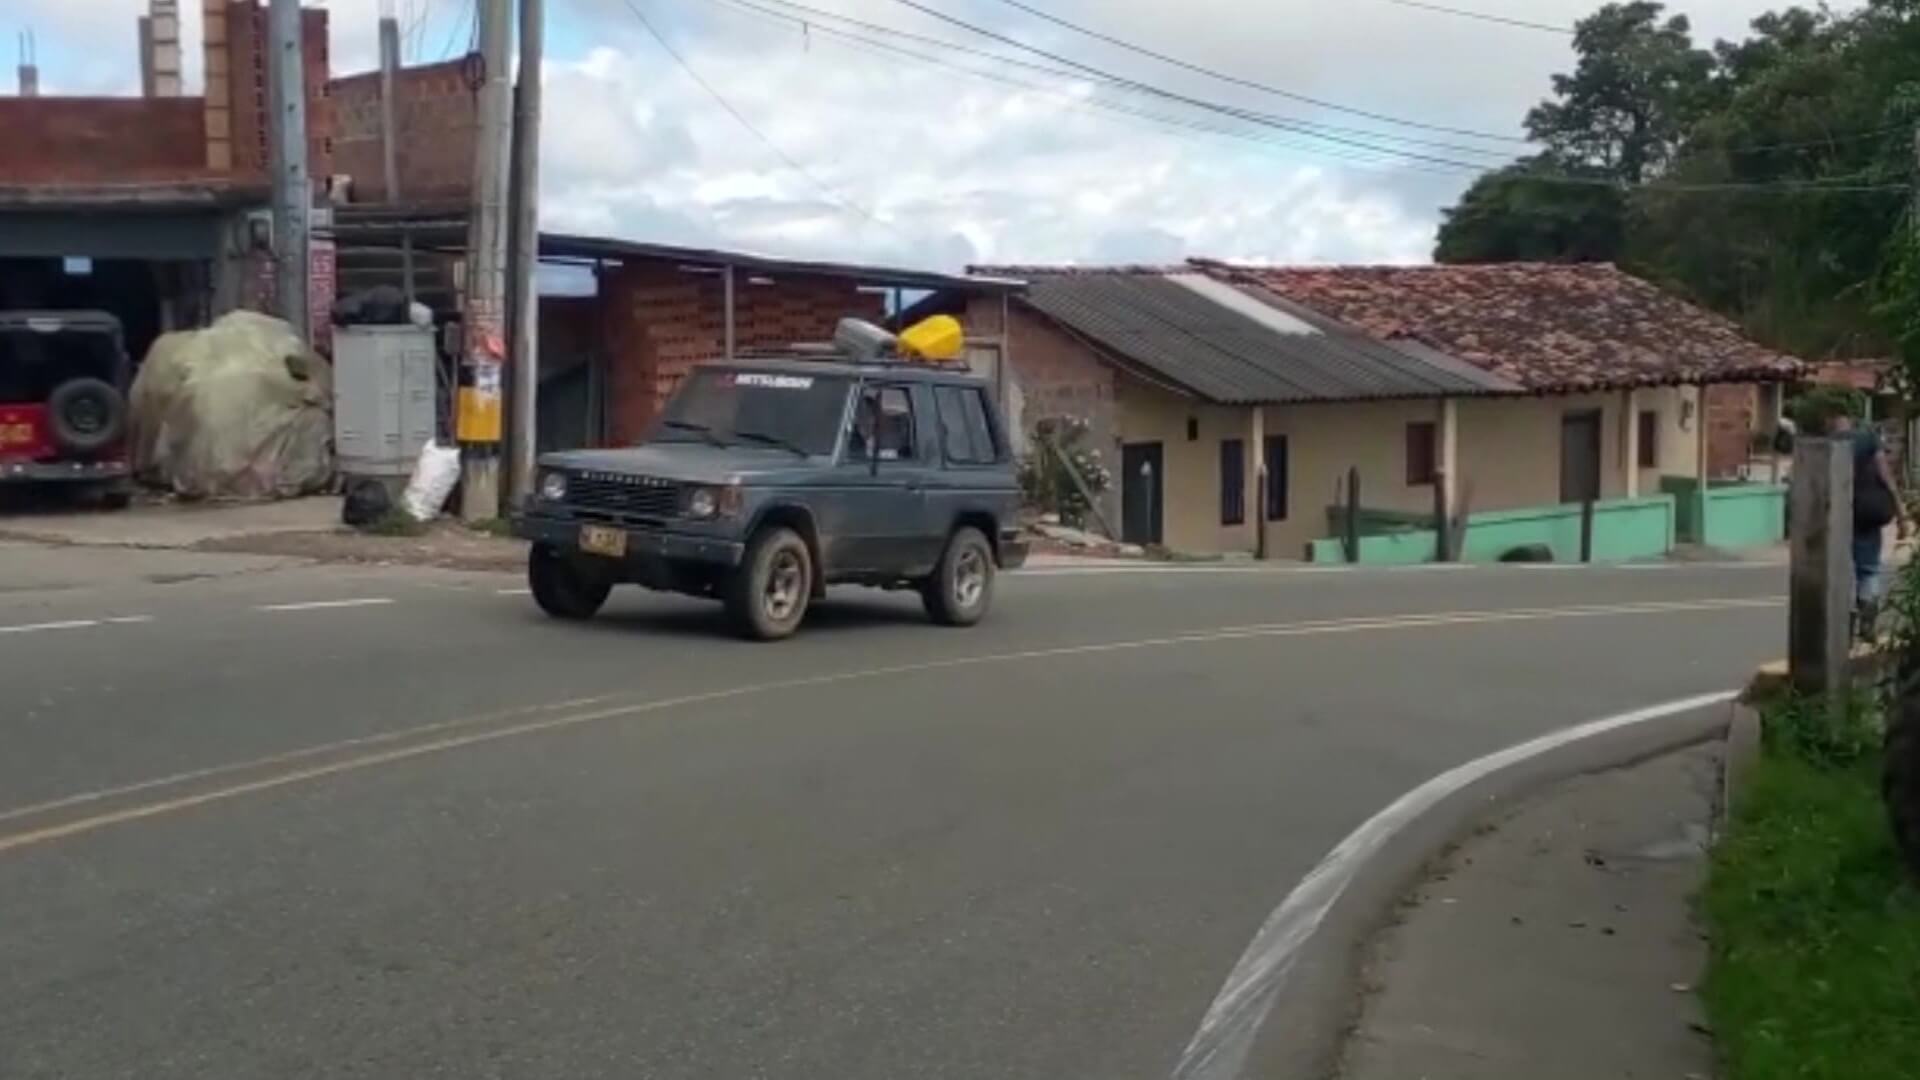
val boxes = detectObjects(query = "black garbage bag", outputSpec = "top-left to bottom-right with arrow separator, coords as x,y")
342,477 -> 393,527
331,286 -> 410,327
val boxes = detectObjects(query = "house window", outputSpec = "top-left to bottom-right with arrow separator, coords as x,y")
1405,421 -> 1437,485
1637,410 -> 1659,468
1186,417 -> 1200,442
1220,438 -> 1246,525
1264,434 -> 1289,521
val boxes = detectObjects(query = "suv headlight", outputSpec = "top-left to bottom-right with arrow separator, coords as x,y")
540,471 -> 568,502
684,485 -> 743,520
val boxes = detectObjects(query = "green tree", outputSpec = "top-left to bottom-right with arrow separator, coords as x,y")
1525,2 -> 1717,183
1434,158 -> 1626,263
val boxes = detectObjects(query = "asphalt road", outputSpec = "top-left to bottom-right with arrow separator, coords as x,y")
0,549 -> 1785,1079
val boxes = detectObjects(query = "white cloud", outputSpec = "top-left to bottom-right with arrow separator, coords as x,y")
13,0 -> 1855,268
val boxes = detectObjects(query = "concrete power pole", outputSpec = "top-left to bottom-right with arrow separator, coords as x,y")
459,0 -> 515,520
268,0 -> 311,343
17,31 -> 39,96
378,15 -> 415,303
506,0 -> 545,503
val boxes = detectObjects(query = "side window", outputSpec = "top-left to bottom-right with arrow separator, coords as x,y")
935,386 -> 999,465
849,385 -> 916,461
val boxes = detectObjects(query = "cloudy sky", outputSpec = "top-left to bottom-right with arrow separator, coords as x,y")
13,0 -> 1844,270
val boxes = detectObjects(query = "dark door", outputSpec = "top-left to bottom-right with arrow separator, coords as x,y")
1121,442 -> 1164,546
1560,410 -> 1602,503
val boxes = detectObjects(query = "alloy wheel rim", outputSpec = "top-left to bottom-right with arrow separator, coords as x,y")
765,550 -> 804,621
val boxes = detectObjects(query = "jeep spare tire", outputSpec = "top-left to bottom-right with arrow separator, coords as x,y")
47,377 -> 127,455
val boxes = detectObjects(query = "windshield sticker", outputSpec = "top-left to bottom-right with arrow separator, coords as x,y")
732,373 -> 814,390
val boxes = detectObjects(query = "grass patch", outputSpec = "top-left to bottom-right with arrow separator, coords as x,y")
358,509 -> 429,537
465,516 -> 516,538
1704,744 -> 1920,1080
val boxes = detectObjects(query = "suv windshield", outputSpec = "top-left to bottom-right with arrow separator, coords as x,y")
651,368 -> 851,457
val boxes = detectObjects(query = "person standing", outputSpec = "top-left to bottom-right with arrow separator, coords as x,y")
1831,412 -> 1909,635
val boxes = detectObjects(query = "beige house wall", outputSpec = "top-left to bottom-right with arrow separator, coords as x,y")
1112,376 -> 1712,558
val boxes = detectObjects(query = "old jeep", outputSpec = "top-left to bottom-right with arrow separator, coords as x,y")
512,323 -> 1027,640
0,310 -> 134,506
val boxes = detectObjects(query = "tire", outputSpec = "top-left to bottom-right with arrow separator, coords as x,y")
1888,679 -> 1920,881
724,526 -> 812,641
528,543 -> 611,621
46,378 -> 126,455
922,527 -> 995,627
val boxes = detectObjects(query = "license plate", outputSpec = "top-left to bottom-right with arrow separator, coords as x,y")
0,422 -> 32,448
579,524 -> 628,558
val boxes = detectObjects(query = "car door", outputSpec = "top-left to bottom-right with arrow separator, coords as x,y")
829,382 -> 928,574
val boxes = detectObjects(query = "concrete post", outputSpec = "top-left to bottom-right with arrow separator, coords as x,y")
267,0 -> 309,341
1789,437 -> 1853,703
1694,385 -> 1711,540
1250,405 -> 1266,559
1621,388 -> 1640,498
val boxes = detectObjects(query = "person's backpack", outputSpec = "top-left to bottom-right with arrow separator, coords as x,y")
1856,442 -> 1896,531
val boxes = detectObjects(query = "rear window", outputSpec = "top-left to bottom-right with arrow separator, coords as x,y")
0,328 -> 120,403
934,386 -> 1000,465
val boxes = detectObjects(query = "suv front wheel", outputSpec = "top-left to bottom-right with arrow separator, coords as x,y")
529,543 -> 612,621
725,526 -> 813,641
922,527 -> 995,627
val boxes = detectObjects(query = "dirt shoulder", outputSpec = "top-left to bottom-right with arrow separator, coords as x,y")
194,523 -> 527,573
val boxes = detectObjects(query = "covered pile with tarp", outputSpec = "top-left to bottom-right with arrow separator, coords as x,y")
129,311 -> 335,498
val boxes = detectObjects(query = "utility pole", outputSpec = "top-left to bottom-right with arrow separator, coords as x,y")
506,0 -> 545,504
17,31 -> 39,96
268,0 -> 311,343
378,14 -> 415,304
459,0 -> 514,520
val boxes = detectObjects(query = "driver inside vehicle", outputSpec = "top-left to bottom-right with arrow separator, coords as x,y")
848,387 -> 913,462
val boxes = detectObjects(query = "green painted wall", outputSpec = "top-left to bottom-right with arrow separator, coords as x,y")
1657,477 -> 1785,548
1308,495 -> 1678,565
1702,484 -> 1787,548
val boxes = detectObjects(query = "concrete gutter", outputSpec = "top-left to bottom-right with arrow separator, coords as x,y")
1203,695 -> 1740,1080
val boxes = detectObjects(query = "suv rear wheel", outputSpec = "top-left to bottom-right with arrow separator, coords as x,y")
725,526 -> 813,641
922,526 -> 995,627
529,543 -> 612,621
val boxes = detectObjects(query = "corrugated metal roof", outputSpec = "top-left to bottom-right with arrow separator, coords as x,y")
1017,272 -> 1514,405
539,233 -> 1024,294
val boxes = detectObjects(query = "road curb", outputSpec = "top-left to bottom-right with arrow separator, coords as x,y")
1231,698 -> 1736,1080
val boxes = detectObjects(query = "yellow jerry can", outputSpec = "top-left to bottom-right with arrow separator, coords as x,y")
897,315 -> 965,363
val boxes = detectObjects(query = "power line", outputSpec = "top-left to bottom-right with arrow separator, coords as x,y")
1380,0 -> 1572,35
616,0 -> 896,231
969,0 -> 1531,144
696,0 -> 1515,161
697,0 -> 1473,176
698,0 -> 1520,161
882,0 -> 1907,195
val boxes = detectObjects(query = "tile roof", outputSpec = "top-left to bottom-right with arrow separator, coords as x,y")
1192,260 -> 1804,392
989,269 -> 1515,405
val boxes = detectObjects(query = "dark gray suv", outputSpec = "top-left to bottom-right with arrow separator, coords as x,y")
513,353 -> 1027,640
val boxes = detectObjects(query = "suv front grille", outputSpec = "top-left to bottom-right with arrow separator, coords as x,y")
564,471 -> 684,520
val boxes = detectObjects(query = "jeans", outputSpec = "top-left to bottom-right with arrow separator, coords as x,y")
1853,530 -> 1886,609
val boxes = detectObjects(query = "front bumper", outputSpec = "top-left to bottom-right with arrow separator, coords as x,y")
0,459 -> 130,484
513,511 -> 746,569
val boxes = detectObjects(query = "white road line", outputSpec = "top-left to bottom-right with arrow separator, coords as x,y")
0,619 -> 100,636
0,596 -> 1778,857
496,587 -> 533,596
1168,689 -> 1738,1080
103,615 -> 155,625
255,597 -> 395,613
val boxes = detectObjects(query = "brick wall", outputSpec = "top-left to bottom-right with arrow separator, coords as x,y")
967,297 -> 1116,444
329,57 -> 478,202
0,3 -> 329,191
598,263 -> 884,444
1706,383 -> 1757,479
0,98 -> 210,183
